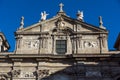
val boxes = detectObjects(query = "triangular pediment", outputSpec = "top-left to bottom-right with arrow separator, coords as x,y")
16,15 -> 108,34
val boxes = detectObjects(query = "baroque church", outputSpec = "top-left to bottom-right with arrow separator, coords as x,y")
0,3 -> 120,80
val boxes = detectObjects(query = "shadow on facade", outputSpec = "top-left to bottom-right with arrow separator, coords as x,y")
36,53 -> 120,80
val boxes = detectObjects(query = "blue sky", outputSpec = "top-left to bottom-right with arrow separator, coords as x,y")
0,0 -> 120,51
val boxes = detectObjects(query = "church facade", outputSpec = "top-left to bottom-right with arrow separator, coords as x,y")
0,3 -> 120,80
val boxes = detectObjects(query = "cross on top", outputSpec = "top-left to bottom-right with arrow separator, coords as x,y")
19,16 -> 24,29
59,3 -> 64,12
99,16 -> 103,25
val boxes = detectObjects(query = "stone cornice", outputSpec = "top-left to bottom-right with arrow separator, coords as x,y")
0,53 -> 120,62
15,32 -> 49,35
8,53 -> 120,58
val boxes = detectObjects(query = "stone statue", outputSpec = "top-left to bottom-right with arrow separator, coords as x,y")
19,16 -> 24,29
40,11 -> 49,21
59,3 -> 64,12
99,16 -> 106,29
77,10 -> 84,21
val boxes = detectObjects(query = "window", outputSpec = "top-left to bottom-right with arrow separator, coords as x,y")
56,40 -> 67,54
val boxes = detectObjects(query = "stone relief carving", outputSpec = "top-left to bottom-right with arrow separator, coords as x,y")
37,69 -> 49,78
24,40 -> 39,49
84,41 -> 98,48
11,69 -> 21,77
57,17 -> 66,30
20,72 -> 35,78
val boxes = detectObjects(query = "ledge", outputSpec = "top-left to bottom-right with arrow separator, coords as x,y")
8,53 -> 120,58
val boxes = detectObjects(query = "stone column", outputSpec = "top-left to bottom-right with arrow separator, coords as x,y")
15,35 -> 22,53
98,34 -> 103,54
70,35 -> 74,54
52,35 -> 55,54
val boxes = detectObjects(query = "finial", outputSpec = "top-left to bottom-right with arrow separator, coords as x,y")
59,3 -> 64,12
99,16 -> 103,25
40,11 -> 49,22
99,16 -> 106,29
19,16 -> 24,29
77,10 -> 84,21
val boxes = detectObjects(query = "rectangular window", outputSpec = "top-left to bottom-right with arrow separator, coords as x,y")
56,40 -> 67,54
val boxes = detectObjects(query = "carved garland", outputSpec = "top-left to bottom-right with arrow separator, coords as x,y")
0,75 -> 7,80
11,69 -> 21,77
37,69 -> 49,78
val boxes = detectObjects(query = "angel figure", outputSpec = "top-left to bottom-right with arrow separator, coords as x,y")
77,10 -> 84,21
41,11 -> 49,21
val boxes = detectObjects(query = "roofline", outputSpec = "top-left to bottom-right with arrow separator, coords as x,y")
0,32 -> 10,50
114,33 -> 120,49
15,31 -> 49,35
16,16 -> 60,33
6,53 -> 120,58
61,15 -> 108,32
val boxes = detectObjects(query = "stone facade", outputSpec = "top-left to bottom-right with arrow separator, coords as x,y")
0,32 -> 10,52
0,3 -> 120,80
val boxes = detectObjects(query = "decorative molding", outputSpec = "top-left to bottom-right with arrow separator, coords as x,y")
11,69 -> 21,77
36,69 -> 49,78
0,74 -> 7,80
84,41 -> 98,48
23,40 -> 39,49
